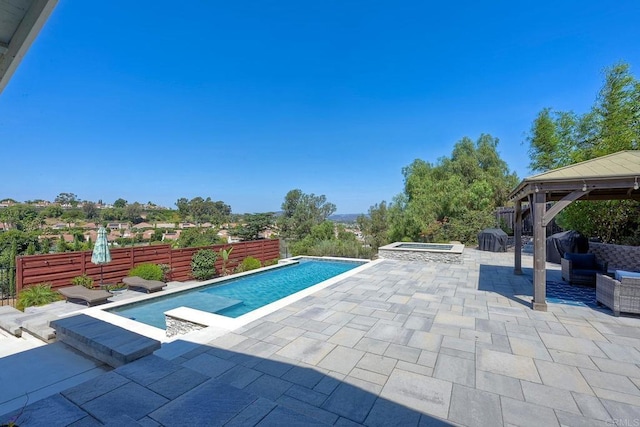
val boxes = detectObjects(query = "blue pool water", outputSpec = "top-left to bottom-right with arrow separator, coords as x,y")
108,259 -> 362,329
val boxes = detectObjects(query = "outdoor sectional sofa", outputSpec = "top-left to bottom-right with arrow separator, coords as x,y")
122,276 -> 167,293
596,271 -> 640,316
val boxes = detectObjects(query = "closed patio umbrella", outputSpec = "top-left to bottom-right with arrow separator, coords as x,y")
91,226 -> 112,286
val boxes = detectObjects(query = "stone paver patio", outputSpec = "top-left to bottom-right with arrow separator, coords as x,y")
3,248 -> 640,426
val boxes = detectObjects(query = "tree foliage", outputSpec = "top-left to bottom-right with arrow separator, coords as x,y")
82,202 -> 99,220
235,213 -> 275,241
357,202 -> 389,251
174,228 -> 225,248
378,134 -> 517,244
0,229 -> 40,268
113,198 -> 128,208
54,193 -> 79,206
278,189 -> 336,240
0,204 -> 39,231
175,197 -> 231,226
526,62 -> 640,243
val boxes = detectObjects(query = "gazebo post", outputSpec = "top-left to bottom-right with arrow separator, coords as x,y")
532,191 -> 547,311
514,200 -> 522,275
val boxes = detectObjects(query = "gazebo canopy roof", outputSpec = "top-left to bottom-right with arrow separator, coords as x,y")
509,150 -> 640,202
0,0 -> 58,94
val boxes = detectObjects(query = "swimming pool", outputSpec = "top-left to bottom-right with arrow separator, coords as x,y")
108,259 -> 363,329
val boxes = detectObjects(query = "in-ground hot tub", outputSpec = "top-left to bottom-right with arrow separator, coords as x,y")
378,242 -> 464,263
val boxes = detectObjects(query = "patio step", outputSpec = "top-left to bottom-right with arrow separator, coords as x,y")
50,314 -> 161,368
0,306 -> 23,337
18,315 -> 57,343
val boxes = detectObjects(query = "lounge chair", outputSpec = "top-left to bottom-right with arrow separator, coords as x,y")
596,271 -> 640,316
561,252 -> 608,286
122,276 -> 166,293
58,286 -> 112,306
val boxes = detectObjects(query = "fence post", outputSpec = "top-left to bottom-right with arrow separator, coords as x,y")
15,256 -> 22,294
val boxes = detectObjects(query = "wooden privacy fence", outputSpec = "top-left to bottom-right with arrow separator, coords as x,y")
16,239 -> 280,293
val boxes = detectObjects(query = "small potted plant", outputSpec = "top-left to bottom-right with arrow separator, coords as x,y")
106,283 -> 127,295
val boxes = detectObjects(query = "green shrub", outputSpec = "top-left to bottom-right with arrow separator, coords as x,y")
105,283 -> 127,292
70,274 -> 94,289
290,239 -> 374,260
158,264 -> 172,282
191,249 -> 218,280
129,263 -> 164,281
236,256 -> 262,273
263,258 -> 279,267
17,283 -> 61,311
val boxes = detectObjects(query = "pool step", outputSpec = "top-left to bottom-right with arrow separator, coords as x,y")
50,314 -> 161,368
197,293 -> 243,313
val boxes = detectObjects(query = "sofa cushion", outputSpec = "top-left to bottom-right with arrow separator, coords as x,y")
615,270 -> 640,281
564,253 -> 595,269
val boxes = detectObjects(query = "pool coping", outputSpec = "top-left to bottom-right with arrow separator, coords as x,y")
378,241 -> 465,254
74,256 -> 379,343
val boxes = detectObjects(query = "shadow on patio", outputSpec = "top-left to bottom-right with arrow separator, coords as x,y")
1,338 -> 456,426
477,263 -> 612,315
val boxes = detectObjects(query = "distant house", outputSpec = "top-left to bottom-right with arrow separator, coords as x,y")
52,223 -> 67,230
259,229 -> 276,239
107,222 -> 129,230
201,222 -> 213,228
142,230 -> 155,240
82,222 -> 98,230
155,223 -> 175,229
162,230 -> 181,241
179,222 -> 196,229
132,222 -> 152,230
84,230 -> 97,242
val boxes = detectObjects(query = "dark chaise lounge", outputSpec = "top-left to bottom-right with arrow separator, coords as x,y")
58,286 -> 112,306
122,276 -> 167,293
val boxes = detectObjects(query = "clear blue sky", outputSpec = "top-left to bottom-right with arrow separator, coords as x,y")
1,1 -> 639,214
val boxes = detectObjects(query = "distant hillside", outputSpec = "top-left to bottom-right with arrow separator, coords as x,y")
329,213 -> 364,223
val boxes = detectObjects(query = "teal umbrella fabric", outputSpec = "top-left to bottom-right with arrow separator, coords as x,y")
91,226 -> 112,285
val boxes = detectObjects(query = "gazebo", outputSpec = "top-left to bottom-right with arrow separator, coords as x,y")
508,150 -> 640,311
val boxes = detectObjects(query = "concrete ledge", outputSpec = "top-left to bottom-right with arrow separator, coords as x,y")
50,314 -> 161,367
378,242 -> 465,263
0,306 -> 23,337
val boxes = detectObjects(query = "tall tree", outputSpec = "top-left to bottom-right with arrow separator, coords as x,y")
113,198 -> 128,208
278,189 -> 336,240
526,62 -> 640,243
592,62 -> 640,156
175,197 -> 231,225
357,201 -> 389,251
54,193 -> 79,206
125,202 -> 143,223
82,202 -> 99,220
235,213 -> 275,241
391,134 -> 517,243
